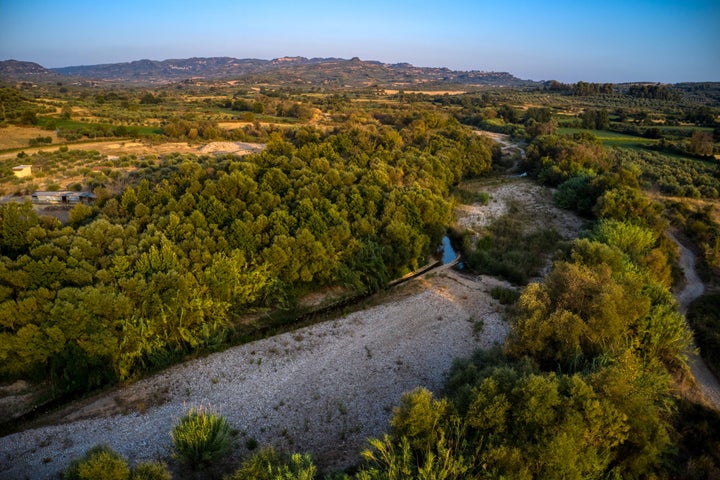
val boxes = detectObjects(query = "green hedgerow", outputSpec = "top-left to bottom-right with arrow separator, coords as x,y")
171,405 -> 232,468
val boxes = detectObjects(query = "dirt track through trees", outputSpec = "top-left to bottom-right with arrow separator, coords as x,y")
669,232 -> 720,411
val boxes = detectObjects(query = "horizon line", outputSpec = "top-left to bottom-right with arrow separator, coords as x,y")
2,56 -> 718,85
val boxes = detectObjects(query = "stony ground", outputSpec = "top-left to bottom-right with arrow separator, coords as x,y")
455,176 -> 586,241
0,267 -> 511,479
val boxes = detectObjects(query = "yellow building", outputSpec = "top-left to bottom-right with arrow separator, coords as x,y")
12,165 -> 32,178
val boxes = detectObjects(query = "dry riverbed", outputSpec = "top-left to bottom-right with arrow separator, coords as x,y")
0,172 -> 582,479
0,268 -> 511,479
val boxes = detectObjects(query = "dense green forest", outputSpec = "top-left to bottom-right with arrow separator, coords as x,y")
0,112 -> 495,394
1,78 -> 719,478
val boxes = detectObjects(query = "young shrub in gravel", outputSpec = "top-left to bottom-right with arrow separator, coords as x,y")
227,447 -> 317,480
130,461 -> 171,480
63,444 -> 130,480
171,405 -> 232,468
489,286 -> 520,305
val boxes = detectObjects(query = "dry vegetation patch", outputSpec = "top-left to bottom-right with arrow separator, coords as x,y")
0,125 -> 59,150
653,192 -> 720,224
383,89 -> 466,95
455,177 -> 585,241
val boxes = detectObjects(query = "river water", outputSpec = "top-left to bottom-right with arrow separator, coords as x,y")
438,236 -> 460,264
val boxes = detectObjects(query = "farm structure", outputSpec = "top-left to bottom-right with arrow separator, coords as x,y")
31,191 -> 96,205
12,165 -> 32,178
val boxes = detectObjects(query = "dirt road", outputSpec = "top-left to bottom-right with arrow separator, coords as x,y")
669,232 -> 720,411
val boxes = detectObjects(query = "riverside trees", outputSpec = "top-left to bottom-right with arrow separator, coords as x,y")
0,111 -> 494,397
346,122 -> 711,478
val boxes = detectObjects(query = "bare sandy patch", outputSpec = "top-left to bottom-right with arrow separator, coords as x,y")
197,142 -> 265,155
0,140 -> 266,161
475,130 -> 526,162
217,121 -> 251,130
384,89 -> 466,95
455,177 -> 585,241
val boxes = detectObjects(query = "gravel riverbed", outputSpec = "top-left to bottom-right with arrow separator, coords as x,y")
0,268 -> 510,479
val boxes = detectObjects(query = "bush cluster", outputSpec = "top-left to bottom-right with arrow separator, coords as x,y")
170,405 -> 232,468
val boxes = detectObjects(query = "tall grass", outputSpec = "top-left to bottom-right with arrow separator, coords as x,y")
464,213 -> 561,284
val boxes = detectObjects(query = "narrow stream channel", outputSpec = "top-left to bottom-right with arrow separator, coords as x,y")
438,236 -> 460,264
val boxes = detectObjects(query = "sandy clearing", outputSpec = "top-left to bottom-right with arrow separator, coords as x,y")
0,269 -> 511,479
0,140 -> 266,161
0,126 -> 60,150
455,177 -> 585,241
217,121 -> 253,130
197,142 -> 266,155
475,130 -> 526,166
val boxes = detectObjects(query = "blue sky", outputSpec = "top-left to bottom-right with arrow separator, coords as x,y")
0,0 -> 718,82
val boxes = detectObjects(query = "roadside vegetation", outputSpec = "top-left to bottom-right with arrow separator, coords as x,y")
687,293 -> 720,378
1,74 -> 719,478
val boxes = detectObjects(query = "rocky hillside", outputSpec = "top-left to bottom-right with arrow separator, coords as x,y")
2,56 -> 533,87
0,60 -> 59,81
50,56 -> 269,82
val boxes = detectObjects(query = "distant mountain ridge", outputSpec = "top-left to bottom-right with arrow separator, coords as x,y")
0,56 -> 531,87
0,59 -> 59,79
51,57 -> 270,80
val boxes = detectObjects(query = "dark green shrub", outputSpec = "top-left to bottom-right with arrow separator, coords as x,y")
554,175 -> 598,216
687,294 -> 720,378
227,448 -> 317,480
245,438 -> 259,451
130,461 -> 171,480
68,203 -> 94,226
171,405 -> 232,468
489,286 -> 520,305
63,445 -> 130,480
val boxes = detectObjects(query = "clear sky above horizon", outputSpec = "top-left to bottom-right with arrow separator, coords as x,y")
1,0 -> 718,83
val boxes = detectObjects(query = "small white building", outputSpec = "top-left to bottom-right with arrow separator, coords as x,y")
12,165 -> 32,178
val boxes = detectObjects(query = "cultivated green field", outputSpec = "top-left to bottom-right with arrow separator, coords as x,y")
558,127 -> 657,147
